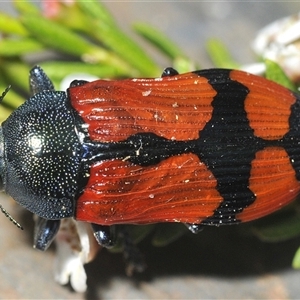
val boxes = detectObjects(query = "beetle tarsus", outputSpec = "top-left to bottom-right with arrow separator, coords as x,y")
0,86 -> 11,104
33,217 -> 61,251
92,224 -> 116,248
120,227 -> 146,276
161,67 -> 179,77
185,223 -> 204,234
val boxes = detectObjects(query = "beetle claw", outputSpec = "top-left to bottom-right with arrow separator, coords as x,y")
91,223 -> 116,248
185,223 -> 204,234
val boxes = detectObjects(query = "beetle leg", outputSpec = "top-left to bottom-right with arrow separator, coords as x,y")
161,67 -> 179,77
185,223 -> 204,234
29,65 -> 55,95
69,80 -> 89,88
33,217 -> 61,251
91,223 -> 116,248
119,227 -> 146,276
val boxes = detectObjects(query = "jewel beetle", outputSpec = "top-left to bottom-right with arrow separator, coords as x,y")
1,65 -> 300,250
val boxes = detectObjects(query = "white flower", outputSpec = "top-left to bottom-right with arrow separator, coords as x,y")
250,12 -> 300,82
53,218 -> 101,292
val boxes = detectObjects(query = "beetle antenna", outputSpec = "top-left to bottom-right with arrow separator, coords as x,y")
0,204 -> 23,230
0,85 -> 11,104
0,86 -> 21,229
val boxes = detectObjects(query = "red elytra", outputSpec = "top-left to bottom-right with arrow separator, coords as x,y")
67,69 -> 300,226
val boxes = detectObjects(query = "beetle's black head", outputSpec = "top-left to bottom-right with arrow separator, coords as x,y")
0,66 -> 83,220
0,90 -> 83,219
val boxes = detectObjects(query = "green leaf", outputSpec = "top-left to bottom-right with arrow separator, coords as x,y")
173,56 -> 198,73
109,225 -> 155,253
92,25 -> 160,76
0,12 -> 28,36
134,23 -> 197,73
206,39 -> 240,69
133,22 -> 186,60
253,211 -> 300,242
265,59 -> 297,91
76,3 -> 160,76
46,1 -> 95,33
21,15 -> 96,57
1,88 -> 24,111
152,223 -> 187,247
292,246 -> 300,269
0,78 -> 23,119
13,0 -> 40,15
0,61 -> 30,93
0,104 -> 14,122
39,61 -> 129,87
75,0 -> 116,27
0,38 -> 44,57
21,14 -> 137,76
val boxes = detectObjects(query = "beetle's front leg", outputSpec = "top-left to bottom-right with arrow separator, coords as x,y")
33,217 -> 61,251
119,227 -> 146,275
91,223 -> 116,248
